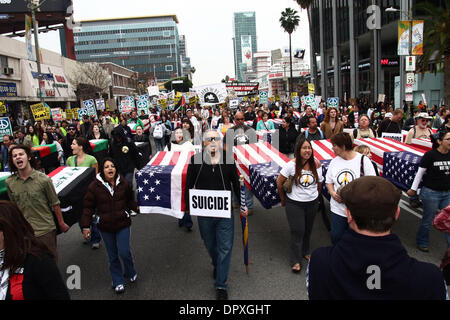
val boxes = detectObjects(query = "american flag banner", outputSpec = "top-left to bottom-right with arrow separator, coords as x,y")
411,138 -> 432,152
136,151 -> 194,219
310,139 -> 336,161
354,138 -> 425,172
383,151 -> 423,191
293,111 -> 302,120
239,176 -> 249,273
272,118 -> 283,129
233,142 -> 290,208
171,120 -> 181,130
256,129 -> 276,143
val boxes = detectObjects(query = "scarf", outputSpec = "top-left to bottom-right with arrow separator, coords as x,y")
0,250 -> 10,300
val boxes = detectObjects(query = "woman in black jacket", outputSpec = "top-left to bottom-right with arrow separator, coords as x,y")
0,201 -> 70,300
82,157 -> 138,294
279,116 -> 299,158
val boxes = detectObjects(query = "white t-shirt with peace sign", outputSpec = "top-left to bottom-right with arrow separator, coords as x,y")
280,160 -> 324,202
325,153 -> 376,217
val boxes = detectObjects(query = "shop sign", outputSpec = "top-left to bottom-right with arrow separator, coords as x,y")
0,82 -> 17,97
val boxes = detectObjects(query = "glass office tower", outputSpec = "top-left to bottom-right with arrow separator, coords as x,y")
233,12 -> 258,82
73,15 -> 182,82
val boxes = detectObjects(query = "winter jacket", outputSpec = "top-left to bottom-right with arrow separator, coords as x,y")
82,173 -> 137,233
278,126 -> 299,155
109,126 -> 140,175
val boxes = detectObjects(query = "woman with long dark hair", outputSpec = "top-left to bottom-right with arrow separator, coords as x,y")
0,201 -> 70,300
82,157 -> 138,294
276,137 -> 323,273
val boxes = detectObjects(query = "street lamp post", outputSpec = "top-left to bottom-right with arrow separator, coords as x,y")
386,3 -> 413,109
26,0 -> 48,103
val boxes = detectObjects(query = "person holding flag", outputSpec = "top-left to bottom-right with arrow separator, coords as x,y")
184,130 -> 248,300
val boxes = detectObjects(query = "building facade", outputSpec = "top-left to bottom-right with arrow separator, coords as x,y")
233,12 -> 258,82
309,0 -> 445,107
73,15 -> 184,83
179,35 -> 192,80
0,34 -> 77,120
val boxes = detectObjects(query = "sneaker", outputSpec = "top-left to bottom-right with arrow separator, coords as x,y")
114,284 -> 125,294
216,288 -> 228,300
91,243 -> 100,250
130,210 -> 138,217
417,245 -> 429,252
129,274 -> 138,283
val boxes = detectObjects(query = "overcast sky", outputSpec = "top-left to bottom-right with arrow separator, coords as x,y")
36,0 -> 310,86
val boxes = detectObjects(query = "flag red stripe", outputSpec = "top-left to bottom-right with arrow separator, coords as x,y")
151,152 -> 167,165
48,166 -> 66,178
180,151 -> 193,212
169,152 -> 180,166
236,145 -> 258,165
249,144 -> 272,163
313,140 -> 336,159
379,138 -> 425,155
360,139 -> 392,153
264,142 -> 291,163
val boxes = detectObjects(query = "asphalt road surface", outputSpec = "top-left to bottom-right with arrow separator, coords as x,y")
57,191 -> 449,300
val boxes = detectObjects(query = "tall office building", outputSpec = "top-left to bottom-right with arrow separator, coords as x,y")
73,15 -> 184,82
233,12 -> 257,82
179,35 -> 192,79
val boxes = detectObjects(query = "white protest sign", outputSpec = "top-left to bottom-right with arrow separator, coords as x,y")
51,108 -> 63,121
137,94 -> 150,115
421,93 -> 427,106
82,99 -> 97,116
305,94 -> 317,110
328,97 -> 339,108
229,99 -> 239,109
189,189 -> 231,218
95,98 -> 105,111
377,94 -> 386,103
147,86 -> 160,97
194,83 -> 228,106
381,132 -> 403,142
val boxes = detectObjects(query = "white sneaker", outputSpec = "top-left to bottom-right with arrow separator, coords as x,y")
129,274 -> 138,283
130,210 -> 138,216
91,243 -> 100,250
114,284 -> 125,294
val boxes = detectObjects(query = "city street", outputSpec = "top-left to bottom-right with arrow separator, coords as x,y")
57,193 -> 449,300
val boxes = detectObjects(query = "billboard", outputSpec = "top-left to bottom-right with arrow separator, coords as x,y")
241,35 -> 253,68
0,0 -> 71,13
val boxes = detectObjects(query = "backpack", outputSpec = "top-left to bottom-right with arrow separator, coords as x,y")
153,124 -> 164,139
305,129 -> 324,140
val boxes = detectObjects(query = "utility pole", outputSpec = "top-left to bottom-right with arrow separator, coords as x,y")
27,0 -> 48,103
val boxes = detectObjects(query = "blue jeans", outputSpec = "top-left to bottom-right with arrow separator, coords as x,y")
154,138 -> 164,152
197,211 -> 234,290
100,227 -> 137,287
416,187 -> 450,248
330,212 -> 349,245
232,184 -> 254,210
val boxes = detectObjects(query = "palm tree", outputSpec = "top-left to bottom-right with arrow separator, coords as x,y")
280,8 -> 300,96
294,1 -> 315,87
415,1 -> 450,105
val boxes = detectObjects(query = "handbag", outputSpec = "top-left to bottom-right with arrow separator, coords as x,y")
283,175 -> 295,194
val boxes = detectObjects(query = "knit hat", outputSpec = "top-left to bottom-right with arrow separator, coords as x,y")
340,176 -> 401,222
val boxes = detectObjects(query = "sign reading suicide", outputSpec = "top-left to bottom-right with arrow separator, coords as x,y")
194,83 -> 228,106
189,189 -> 231,218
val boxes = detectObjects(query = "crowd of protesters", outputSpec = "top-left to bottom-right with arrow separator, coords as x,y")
0,95 -> 448,300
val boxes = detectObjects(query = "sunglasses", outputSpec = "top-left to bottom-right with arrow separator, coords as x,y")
68,128 -> 76,131
204,136 -> 221,142
235,118 -> 244,121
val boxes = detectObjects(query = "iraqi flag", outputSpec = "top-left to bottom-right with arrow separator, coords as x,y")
136,151 -> 194,219
128,119 -> 152,134
48,167 -> 96,230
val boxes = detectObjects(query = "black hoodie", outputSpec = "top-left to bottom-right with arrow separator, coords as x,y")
308,228 -> 446,300
109,126 -> 140,175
